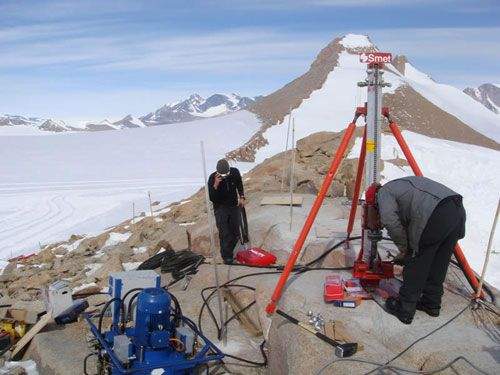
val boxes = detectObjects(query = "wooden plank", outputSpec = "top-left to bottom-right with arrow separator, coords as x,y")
222,289 -> 262,337
260,196 -> 303,206
324,321 -> 363,351
12,311 -> 52,358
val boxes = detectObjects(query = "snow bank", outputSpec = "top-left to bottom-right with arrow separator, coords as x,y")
104,232 -> 132,248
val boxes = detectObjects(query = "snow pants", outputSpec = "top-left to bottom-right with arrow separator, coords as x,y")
399,196 -> 466,313
215,205 -> 240,261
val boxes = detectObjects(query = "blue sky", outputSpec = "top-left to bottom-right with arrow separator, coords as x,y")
1,0 -> 499,120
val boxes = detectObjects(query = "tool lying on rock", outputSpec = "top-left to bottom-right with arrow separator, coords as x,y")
276,309 -> 357,358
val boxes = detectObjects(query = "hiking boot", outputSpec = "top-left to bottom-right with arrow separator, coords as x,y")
416,300 -> 440,317
385,297 -> 414,325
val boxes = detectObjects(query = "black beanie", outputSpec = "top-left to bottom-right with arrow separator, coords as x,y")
216,159 -> 230,175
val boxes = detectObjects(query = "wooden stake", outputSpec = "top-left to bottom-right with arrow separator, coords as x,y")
281,106 -> 292,192
148,191 -> 154,217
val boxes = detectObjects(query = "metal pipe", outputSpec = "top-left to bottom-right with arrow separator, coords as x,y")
200,141 -> 226,341
347,127 -> 367,237
266,122 -> 357,314
289,118 -> 296,231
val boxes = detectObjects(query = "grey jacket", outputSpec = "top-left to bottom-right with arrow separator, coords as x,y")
376,176 -> 462,257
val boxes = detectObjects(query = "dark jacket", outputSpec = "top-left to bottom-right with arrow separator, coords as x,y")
208,167 -> 244,210
376,176 -> 464,257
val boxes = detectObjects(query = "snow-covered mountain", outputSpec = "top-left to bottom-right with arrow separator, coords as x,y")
0,114 -> 44,127
233,34 -> 499,162
140,93 -> 261,126
464,83 -> 500,114
0,93 -> 259,133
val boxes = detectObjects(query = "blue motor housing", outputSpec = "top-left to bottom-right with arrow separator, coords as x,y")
135,288 -> 172,348
85,286 -> 224,374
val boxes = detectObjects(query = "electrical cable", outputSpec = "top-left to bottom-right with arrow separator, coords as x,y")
450,259 -> 496,304
238,206 -> 249,245
137,249 -> 175,270
83,352 -> 96,375
98,297 -> 125,336
362,302 -> 473,375
314,355 -> 491,375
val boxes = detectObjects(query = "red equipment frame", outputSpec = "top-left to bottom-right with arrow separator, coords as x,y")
265,108 -> 483,314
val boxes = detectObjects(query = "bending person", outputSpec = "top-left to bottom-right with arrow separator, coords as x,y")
367,176 -> 466,324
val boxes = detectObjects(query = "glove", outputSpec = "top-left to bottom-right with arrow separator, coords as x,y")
392,253 -> 406,266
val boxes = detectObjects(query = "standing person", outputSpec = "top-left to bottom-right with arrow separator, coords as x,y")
367,176 -> 466,324
208,159 -> 246,264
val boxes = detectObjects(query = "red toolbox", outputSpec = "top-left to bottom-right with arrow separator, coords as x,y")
324,274 -> 344,301
236,248 -> 277,266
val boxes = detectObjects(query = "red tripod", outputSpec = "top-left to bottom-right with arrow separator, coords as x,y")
265,108 -> 484,315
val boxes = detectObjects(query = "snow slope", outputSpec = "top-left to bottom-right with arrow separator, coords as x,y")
255,51 -> 403,162
404,64 -> 500,142
348,130 -> 500,287
0,110 -> 259,258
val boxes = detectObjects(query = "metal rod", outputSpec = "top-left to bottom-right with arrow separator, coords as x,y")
266,122 -> 357,314
476,197 -> 500,299
281,106 -> 293,192
200,141 -> 226,341
347,127 -> 367,237
289,118 -> 296,231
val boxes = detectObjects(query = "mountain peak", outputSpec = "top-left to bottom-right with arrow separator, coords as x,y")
338,34 -> 374,49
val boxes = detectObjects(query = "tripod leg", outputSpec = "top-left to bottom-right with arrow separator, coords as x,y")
347,127 -> 367,238
388,120 -> 483,298
266,123 -> 357,314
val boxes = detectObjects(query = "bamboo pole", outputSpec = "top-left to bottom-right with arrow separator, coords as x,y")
200,141 -> 226,344
281,106 -> 292,192
475,197 -> 500,299
148,191 -> 154,216
289,118 -> 296,231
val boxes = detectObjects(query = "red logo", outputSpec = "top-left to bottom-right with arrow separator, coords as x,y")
360,52 -> 392,64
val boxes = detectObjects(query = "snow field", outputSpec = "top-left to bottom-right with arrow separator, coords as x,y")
0,111 -> 260,258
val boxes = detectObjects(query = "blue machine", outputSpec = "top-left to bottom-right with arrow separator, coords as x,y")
85,287 -> 223,374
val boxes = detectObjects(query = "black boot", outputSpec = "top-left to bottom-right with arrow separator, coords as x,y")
385,297 -> 414,325
416,300 -> 440,317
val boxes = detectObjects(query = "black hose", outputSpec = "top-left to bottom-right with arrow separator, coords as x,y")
137,249 -> 175,270
98,297 -> 125,336
450,259 -> 496,304
238,206 -> 249,245
161,250 -> 205,279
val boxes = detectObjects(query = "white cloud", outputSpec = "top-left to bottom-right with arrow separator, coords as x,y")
0,27 -> 324,75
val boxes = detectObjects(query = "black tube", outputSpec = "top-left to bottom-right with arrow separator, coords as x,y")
98,297 -> 125,336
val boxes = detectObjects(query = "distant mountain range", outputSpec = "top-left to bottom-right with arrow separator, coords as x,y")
463,83 -> 500,114
0,93 -> 261,133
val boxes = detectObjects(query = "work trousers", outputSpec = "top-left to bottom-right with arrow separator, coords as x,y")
215,205 -> 240,261
399,197 -> 466,313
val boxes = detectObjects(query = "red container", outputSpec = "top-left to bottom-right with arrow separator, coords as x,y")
324,274 -> 344,301
236,248 -> 277,266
